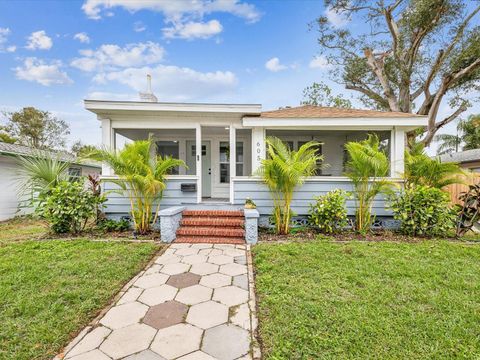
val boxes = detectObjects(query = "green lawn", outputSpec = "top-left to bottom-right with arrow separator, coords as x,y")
0,219 -> 160,360
253,240 -> 480,359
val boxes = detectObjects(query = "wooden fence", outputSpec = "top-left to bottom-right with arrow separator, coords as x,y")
445,172 -> 480,205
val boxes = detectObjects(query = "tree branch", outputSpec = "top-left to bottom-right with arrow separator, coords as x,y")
345,84 -> 389,109
421,104 -> 468,145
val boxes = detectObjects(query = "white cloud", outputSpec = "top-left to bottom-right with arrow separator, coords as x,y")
14,57 -> 72,86
265,57 -> 288,72
26,30 -> 53,50
71,41 -> 165,72
73,32 -> 90,43
309,55 -> 331,69
93,64 -> 238,101
6,45 -> 16,52
0,27 -> 10,44
87,91 -> 136,100
325,7 -> 350,28
163,20 -> 223,40
133,21 -> 146,32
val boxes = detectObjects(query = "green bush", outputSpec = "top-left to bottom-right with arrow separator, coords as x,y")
37,180 -> 106,234
390,185 -> 456,237
98,218 -> 131,232
309,189 -> 350,234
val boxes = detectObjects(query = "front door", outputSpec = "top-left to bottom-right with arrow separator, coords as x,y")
186,140 -> 211,198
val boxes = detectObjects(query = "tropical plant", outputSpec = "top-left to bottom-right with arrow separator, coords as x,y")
404,142 -> 464,188
309,189 -> 350,234
456,183 -> 480,237
257,137 -> 323,235
390,185 -> 456,237
88,138 -> 186,234
98,218 -> 131,232
435,114 -> 480,155
345,134 -> 393,234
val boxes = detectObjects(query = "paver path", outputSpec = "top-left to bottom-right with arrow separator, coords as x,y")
59,243 -> 258,360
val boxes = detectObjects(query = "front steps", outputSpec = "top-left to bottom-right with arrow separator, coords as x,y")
175,210 -> 245,244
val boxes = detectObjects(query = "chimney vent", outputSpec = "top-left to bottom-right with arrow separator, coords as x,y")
139,74 -> 158,102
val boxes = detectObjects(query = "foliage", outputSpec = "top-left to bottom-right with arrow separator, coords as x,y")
245,197 -> 257,209
302,81 -> 352,108
313,0 -> 480,145
87,173 -> 104,223
308,189 -> 350,234
404,142 -> 464,188
2,107 -> 70,149
0,125 -> 16,143
435,114 -> 480,155
71,140 -> 98,157
36,180 -> 106,234
88,138 -> 186,234
257,137 -> 323,235
345,134 -> 393,234
456,183 -> 480,237
98,218 -> 131,232
390,185 -> 456,237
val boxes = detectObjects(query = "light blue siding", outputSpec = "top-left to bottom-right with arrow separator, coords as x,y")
233,178 -> 396,216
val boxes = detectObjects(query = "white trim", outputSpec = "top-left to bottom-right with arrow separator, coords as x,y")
392,127 -> 405,177
196,125 -> 202,203
229,124 -> 236,204
232,176 -> 404,183
101,118 -> 113,175
251,127 -> 265,173
100,175 -> 199,180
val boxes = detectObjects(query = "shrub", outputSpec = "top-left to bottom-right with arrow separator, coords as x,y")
390,185 -> 456,237
456,183 -> 480,237
37,180 -> 106,234
98,218 -> 131,232
309,189 -> 350,234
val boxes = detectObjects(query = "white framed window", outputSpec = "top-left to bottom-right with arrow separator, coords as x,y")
219,141 -> 244,183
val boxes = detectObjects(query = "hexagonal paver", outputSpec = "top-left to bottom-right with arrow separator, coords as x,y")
186,300 -> 229,329
151,324 -> 202,359
213,286 -> 249,307
118,287 -> 143,305
182,254 -> 208,265
219,263 -> 247,276
232,274 -> 248,290
161,263 -> 190,275
143,300 -> 188,329
100,302 -> 149,329
134,273 -> 169,289
224,248 -> 245,257
234,256 -> 247,265
123,350 -> 167,359
202,324 -> 250,360
230,303 -> 250,330
190,243 -> 213,249
155,254 -> 181,265
100,323 -> 156,359
214,244 -> 235,250
175,247 -> 199,256
176,285 -> 212,305
170,243 -> 191,249
190,262 -> 219,276
198,248 -> 223,257
177,351 -> 216,359
144,264 -> 162,275
68,349 -> 111,360
208,254 -> 234,265
200,273 -> 232,289
166,272 -> 201,289
138,284 -> 177,306
66,326 -> 111,358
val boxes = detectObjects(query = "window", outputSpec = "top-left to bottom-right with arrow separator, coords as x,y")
156,141 -> 179,174
219,141 -> 244,183
68,167 -> 81,181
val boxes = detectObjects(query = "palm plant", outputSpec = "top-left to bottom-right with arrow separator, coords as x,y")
435,115 -> 480,155
257,137 -> 323,235
345,134 -> 393,234
405,142 -> 464,188
89,138 -> 186,234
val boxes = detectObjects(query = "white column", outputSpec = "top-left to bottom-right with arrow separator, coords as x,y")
391,127 -> 405,178
100,118 -> 113,176
196,124 -> 202,203
229,124 -> 236,204
251,126 -> 265,174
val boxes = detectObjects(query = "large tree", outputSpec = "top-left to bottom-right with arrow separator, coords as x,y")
435,114 -> 480,154
2,107 -> 70,149
312,0 -> 480,146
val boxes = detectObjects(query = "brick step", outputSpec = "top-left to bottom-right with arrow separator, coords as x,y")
177,226 -> 245,238
182,210 -> 244,217
175,236 -> 245,244
180,217 -> 244,227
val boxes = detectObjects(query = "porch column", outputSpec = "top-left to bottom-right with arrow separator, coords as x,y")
391,127 -> 405,178
251,126 -> 265,173
229,124 -> 236,203
196,124 -> 202,203
100,118 -> 113,176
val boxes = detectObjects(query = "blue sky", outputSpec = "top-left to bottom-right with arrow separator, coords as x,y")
0,0 -> 476,150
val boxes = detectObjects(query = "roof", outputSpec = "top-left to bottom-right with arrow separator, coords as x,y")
440,149 -> 480,164
0,141 -> 101,168
259,105 -> 424,118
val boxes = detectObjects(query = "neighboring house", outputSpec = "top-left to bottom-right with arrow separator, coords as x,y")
0,141 -> 101,221
85,100 -> 427,226
440,149 -> 480,173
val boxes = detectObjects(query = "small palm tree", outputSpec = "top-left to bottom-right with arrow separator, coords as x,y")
435,115 -> 480,155
405,142 -> 464,188
89,138 -> 186,234
345,134 -> 393,234
258,137 -> 323,235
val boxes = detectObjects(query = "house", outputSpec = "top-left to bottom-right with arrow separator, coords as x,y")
0,141 -> 101,221
440,149 -> 480,173
84,100 -> 427,234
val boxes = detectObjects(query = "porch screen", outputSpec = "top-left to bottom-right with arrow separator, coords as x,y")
156,141 -> 180,175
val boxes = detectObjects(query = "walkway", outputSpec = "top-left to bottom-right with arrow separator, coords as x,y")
58,243 -> 259,360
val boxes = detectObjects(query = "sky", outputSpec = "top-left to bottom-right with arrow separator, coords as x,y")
0,0 -> 477,152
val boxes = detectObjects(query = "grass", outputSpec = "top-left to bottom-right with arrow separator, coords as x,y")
0,219 -> 161,360
0,216 -> 47,243
253,239 -> 480,359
